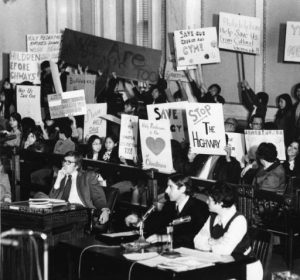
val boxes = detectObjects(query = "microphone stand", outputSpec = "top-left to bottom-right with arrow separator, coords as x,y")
161,225 -> 180,258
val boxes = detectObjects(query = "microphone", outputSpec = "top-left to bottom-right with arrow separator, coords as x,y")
170,216 -> 191,226
141,204 -> 156,222
0,238 -> 19,247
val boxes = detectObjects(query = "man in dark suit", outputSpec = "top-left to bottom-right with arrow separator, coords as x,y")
125,174 -> 209,248
49,151 -> 110,224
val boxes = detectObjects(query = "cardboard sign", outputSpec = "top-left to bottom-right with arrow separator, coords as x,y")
244,130 -> 286,161
119,114 -> 138,160
186,103 -> 226,155
226,132 -> 246,165
10,51 -> 41,84
174,27 -> 220,66
139,119 -> 174,173
84,103 -> 107,140
67,73 -> 96,104
50,61 -> 63,94
284,21 -> 300,62
219,12 -> 260,54
60,28 -> 162,83
17,85 -> 43,125
147,102 -> 188,143
27,33 -> 61,62
48,89 -> 86,119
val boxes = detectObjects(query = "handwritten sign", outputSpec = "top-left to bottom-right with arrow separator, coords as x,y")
119,114 -> 138,160
27,33 -> 61,62
50,61 -> 63,94
48,89 -> 87,119
284,21 -> 300,62
186,103 -> 226,155
17,85 -> 43,125
139,119 -> 174,173
226,132 -> 245,165
147,102 -> 188,143
60,28 -> 161,83
67,73 -> 96,104
10,51 -> 41,84
174,27 -> 220,66
84,103 -> 107,140
244,130 -> 286,161
219,12 -> 260,54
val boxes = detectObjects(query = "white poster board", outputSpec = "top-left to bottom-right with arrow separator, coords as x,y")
119,114 -> 138,160
219,12 -> 260,54
84,103 -> 107,141
67,73 -> 96,104
186,103 -> 226,155
244,130 -> 286,161
139,119 -> 174,173
50,61 -> 63,94
174,27 -> 220,67
284,21 -> 300,62
10,51 -> 41,84
48,89 -> 86,119
226,132 -> 246,165
27,33 -> 61,62
16,85 -> 43,125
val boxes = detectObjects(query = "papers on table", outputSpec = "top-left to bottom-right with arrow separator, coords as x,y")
28,198 -> 67,208
102,231 -> 139,238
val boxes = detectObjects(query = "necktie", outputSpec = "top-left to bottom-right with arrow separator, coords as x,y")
61,175 -> 72,201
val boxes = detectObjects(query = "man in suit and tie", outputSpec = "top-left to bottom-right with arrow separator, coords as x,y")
125,174 -> 209,248
49,151 -> 110,224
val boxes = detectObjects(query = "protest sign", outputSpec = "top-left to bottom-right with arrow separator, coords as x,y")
186,103 -> 226,155
84,103 -> 107,140
17,85 -> 42,125
119,114 -> 138,160
284,21 -> 300,62
147,101 -> 188,143
219,12 -> 260,54
67,73 -> 96,104
48,89 -> 86,119
139,119 -> 174,173
174,27 -> 220,67
27,33 -> 61,62
50,61 -> 63,94
60,28 -> 161,83
244,130 -> 286,161
10,51 -> 41,84
226,132 -> 246,165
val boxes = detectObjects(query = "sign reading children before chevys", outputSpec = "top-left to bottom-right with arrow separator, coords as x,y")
147,101 -> 187,143
119,114 -> 138,160
219,12 -> 260,54
10,51 -> 41,84
27,34 -> 62,62
139,119 -> 174,173
186,103 -> 226,155
17,85 -> 43,125
245,130 -> 286,161
48,90 -> 87,119
84,103 -> 107,141
284,22 -> 300,62
174,27 -> 220,67
60,29 -> 161,83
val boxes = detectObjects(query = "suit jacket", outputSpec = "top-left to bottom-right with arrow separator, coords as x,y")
144,196 -> 209,248
49,170 -> 107,210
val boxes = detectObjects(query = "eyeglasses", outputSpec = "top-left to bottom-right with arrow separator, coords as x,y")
62,159 -> 76,165
252,122 -> 262,125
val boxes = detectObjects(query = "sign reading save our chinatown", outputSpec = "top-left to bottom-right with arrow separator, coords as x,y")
48,90 -> 87,119
174,27 -> 220,66
284,21 -> 300,62
60,29 -> 161,83
186,103 -> 226,155
219,12 -> 261,54
139,119 -> 174,173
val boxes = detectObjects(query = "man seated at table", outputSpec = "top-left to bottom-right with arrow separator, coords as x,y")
125,174 -> 209,248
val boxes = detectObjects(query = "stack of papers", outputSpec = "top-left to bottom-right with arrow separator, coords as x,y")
29,198 -> 67,208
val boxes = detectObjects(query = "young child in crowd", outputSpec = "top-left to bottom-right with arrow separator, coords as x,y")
98,135 -> 120,163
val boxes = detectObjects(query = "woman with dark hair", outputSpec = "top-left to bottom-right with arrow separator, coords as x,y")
292,83 -> 300,139
283,140 -> 300,178
0,156 -> 11,203
86,135 -> 102,160
0,78 -> 15,119
3,112 -> 22,147
23,126 -> 47,153
98,134 -> 120,163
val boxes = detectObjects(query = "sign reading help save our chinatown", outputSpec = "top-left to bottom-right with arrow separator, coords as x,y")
60,29 -> 161,83
84,103 -> 107,141
284,21 -> 300,62
139,119 -> 174,173
48,89 -> 87,119
174,27 -> 220,67
186,103 -> 226,155
219,12 -> 261,54
119,114 -> 138,160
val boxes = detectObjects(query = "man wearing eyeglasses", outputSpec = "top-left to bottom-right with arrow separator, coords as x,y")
49,151 -> 110,224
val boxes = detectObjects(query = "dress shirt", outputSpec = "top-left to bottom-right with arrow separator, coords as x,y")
67,171 -> 84,206
176,195 -> 189,213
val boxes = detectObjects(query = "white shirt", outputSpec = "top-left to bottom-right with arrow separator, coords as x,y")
194,205 -> 248,255
67,171 -> 84,206
176,195 -> 189,213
